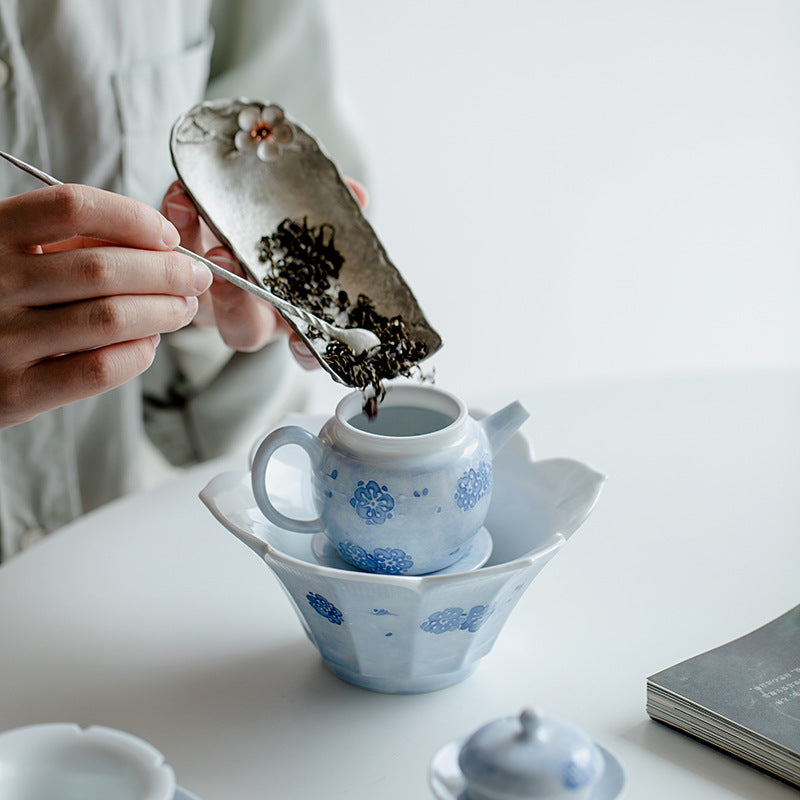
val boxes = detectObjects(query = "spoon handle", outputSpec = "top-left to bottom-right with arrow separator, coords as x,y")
0,150 -> 380,355
174,245 -> 379,353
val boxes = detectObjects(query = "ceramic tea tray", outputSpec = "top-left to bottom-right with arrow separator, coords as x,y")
201,414 -> 606,693
170,99 -> 442,385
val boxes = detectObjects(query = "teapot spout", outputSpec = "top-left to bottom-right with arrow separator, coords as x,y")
480,401 -> 530,457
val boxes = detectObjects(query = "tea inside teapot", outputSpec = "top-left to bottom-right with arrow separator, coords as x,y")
346,405 -> 455,436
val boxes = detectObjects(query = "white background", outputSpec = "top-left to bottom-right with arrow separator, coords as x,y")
305,0 -> 800,407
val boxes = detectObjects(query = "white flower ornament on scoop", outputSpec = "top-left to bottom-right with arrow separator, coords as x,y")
234,104 -> 294,162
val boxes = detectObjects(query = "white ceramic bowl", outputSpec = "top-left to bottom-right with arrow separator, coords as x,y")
0,724 -> 176,800
201,415 -> 605,693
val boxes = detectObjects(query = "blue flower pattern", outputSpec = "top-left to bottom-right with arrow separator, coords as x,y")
420,607 -> 464,634
461,604 -> 492,632
350,480 -> 395,525
371,547 -> 413,574
306,592 -> 343,625
337,541 -> 414,574
337,541 -> 374,571
420,604 -> 492,634
563,757 -> 597,790
454,460 -> 492,510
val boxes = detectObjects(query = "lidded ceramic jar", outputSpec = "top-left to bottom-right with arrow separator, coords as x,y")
457,709 -> 604,800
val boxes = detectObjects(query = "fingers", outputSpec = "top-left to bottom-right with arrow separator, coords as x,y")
345,177 -> 369,209
201,247 -> 320,368
190,289 -> 218,328
0,276 -> 201,427
5,246 -> 213,306
204,247 -> 287,352
162,180 -> 202,252
161,181 -> 198,230
0,336 -> 162,427
162,180 -> 221,255
0,184 -> 179,251
10,295 -> 199,363
0,183 -> 218,428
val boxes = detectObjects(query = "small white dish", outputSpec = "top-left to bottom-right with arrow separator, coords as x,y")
429,736 -> 626,800
0,723 -> 176,800
310,527 -> 493,575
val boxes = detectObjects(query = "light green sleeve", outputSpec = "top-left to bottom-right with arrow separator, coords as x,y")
206,0 -> 367,182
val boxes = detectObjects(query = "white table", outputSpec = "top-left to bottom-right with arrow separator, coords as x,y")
1,371 -> 798,799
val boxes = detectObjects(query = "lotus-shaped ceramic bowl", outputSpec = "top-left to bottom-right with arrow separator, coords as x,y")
200,414 -> 605,693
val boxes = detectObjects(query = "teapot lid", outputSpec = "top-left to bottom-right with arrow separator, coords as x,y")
457,708 -> 604,798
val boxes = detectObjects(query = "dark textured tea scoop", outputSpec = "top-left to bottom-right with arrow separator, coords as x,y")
170,98 -> 442,389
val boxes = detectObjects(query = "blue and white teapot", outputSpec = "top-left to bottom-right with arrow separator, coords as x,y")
251,385 -> 529,575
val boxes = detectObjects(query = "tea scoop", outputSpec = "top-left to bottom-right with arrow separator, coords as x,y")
0,150 -> 380,356
169,98 -> 442,387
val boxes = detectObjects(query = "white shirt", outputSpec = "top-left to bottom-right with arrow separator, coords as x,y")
0,0 -> 364,559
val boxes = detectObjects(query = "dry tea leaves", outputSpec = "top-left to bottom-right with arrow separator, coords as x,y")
259,217 -> 429,402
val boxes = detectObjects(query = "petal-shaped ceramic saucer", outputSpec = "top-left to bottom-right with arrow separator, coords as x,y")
429,737 -> 627,800
310,527 -> 493,575
170,98 -> 442,385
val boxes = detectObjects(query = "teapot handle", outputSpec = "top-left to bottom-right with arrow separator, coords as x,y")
251,425 -> 324,533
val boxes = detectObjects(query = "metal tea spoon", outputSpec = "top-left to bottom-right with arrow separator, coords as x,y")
0,150 -> 381,356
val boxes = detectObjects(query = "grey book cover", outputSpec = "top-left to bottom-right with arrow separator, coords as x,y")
647,604 -> 800,784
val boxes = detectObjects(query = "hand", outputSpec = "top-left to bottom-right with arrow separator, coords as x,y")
0,184 -> 212,428
161,180 -> 292,355
161,176 -> 370,369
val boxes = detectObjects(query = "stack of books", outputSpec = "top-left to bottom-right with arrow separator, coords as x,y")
647,604 -> 800,788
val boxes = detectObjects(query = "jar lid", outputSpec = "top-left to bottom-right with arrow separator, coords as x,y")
457,708 -> 604,798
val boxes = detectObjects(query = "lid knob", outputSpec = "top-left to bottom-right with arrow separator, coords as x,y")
517,708 -> 538,741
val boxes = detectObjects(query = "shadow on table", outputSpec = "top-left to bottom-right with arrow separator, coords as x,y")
621,719 -> 798,799
5,636 -> 446,797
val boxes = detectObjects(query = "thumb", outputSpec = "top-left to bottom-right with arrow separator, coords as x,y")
162,180 -> 202,251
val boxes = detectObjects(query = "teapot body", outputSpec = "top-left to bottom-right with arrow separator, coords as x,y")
313,402 -> 493,575
250,385 -> 529,575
